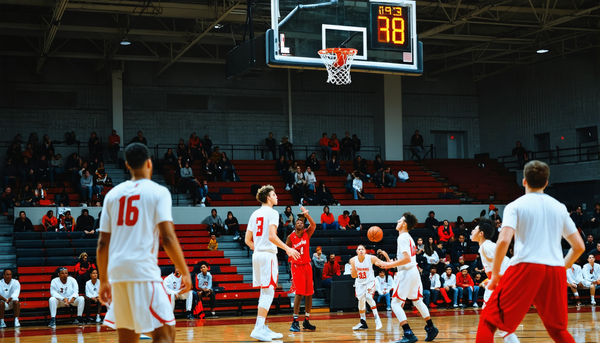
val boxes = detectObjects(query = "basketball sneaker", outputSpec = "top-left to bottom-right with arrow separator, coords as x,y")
591,298 -> 596,306
424,325 -> 439,342
96,316 -> 102,323
352,319 -> 369,330
0,321 -> 6,328
302,319 -> 316,331
265,326 -> 283,339
250,325 -> 273,342
48,318 -> 56,327
473,302 -> 479,308
290,320 -> 301,332
503,333 -> 520,343
375,316 -> 382,330
14,318 -> 20,328
399,331 -> 418,343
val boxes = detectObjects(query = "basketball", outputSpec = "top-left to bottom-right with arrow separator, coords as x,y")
367,226 -> 383,242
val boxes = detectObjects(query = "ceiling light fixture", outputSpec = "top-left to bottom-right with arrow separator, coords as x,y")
536,49 -> 549,54
214,24 -> 224,29
120,38 -> 131,46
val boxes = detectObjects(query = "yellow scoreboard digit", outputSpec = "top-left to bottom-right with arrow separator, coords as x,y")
371,3 -> 411,51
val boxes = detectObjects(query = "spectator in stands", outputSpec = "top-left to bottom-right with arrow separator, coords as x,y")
0,187 -> 16,216
33,182 -> 50,206
41,134 -> 54,158
203,134 -> 213,155
581,254 -> 600,305
353,156 -> 368,177
383,167 -> 397,188
18,184 -> 34,207
179,161 -> 201,203
0,268 -> 20,328
328,133 -> 340,159
196,263 -> 216,317
88,132 -> 102,161
218,152 -> 240,182
84,268 -> 103,323
489,205 -> 500,221
321,206 -> 339,230
304,166 -> 317,193
305,153 -> 321,172
76,209 -> 96,236
49,154 -> 64,186
322,253 -> 340,298
571,206 -> 584,230
438,220 -> 455,245
592,202 -> 600,227
352,172 -> 365,200
397,169 -> 409,183
584,235 -> 596,255
416,238 -> 425,255
177,139 -> 187,159
292,166 -> 306,205
35,155 -> 50,182
265,132 -> 277,160
352,134 -> 361,158
13,211 -> 34,232
286,161 -> 299,191
279,137 -> 295,161
55,186 -> 70,207
95,161 -> 111,188
312,246 -> 327,271
163,148 -> 178,169
428,266 -> 448,308
410,130 -> 424,162
1,158 -> 19,188
424,211 -> 440,232
337,210 -> 350,230
316,181 -> 338,206
18,156 -> 35,185
588,243 -> 600,256
441,266 -> 462,308
74,253 -> 96,288
340,132 -> 353,161
567,263 -> 583,307
188,132 -> 201,158
326,155 -> 345,176
21,143 -> 34,159
470,256 -> 484,276
204,209 -> 224,236
375,269 -> 392,311
224,211 -> 240,240
423,242 -> 441,273
130,131 -> 147,146
62,210 -> 75,231
78,169 -> 95,204
108,130 -> 120,163
512,141 -> 528,169
281,206 -> 295,232
164,266 -> 194,319
319,133 -> 332,161
348,210 -> 362,231
204,159 -> 217,182
66,153 -> 81,182
42,210 -> 59,231
457,266 -> 478,307
275,155 -> 290,189
6,143 -> 20,162
48,267 -> 85,326
64,131 -> 78,145
208,234 -> 218,251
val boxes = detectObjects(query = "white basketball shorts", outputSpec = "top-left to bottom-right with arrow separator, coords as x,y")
393,267 -> 423,301
253,251 -> 279,289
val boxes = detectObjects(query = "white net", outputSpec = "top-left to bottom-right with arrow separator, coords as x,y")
318,48 -> 357,86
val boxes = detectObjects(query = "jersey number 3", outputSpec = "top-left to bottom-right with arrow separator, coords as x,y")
117,195 -> 140,226
256,217 -> 264,237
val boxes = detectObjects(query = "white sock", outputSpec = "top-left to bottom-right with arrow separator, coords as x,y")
256,316 -> 266,328
305,313 -> 310,318
371,307 -> 379,318
0,319 -> 4,324
574,292 -> 579,297
360,313 -> 366,320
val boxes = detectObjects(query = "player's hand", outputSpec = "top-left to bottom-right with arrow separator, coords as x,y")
179,271 -> 192,294
286,247 -> 301,261
299,206 -> 308,215
99,282 -> 112,306
487,275 -> 501,291
380,261 -> 391,269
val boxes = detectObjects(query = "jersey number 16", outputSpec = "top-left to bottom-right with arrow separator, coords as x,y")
117,195 -> 140,226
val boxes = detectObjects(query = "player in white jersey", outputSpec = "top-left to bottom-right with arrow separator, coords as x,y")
477,161 -> 585,343
0,269 -> 20,328
380,212 -> 438,343
245,185 -> 301,342
471,218 -> 519,343
350,245 -> 384,331
163,266 -> 194,318
97,143 -> 191,343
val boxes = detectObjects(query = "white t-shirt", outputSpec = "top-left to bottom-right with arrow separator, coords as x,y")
50,277 -> 79,300
566,264 -> 582,284
163,273 -> 183,295
441,273 -> 456,287
354,254 -> 375,285
397,232 -> 417,270
85,279 -> 100,298
479,240 -> 510,276
248,205 -> 279,254
376,274 -> 392,294
0,279 -> 20,299
503,193 -> 577,267
99,178 -> 173,283
429,273 -> 441,289
581,263 -> 600,282
424,251 -> 440,265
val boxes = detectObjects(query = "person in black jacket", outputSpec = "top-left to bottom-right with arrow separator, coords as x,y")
305,153 -> 321,171
352,134 -> 361,158
316,181 -> 338,206
14,211 -> 34,232
419,266 -> 432,308
450,234 -> 468,265
340,132 -> 353,161
411,130 -> 424,162
265,132 -> 277,160
424,211 -> 440,233
353,156 -> 369,178
76,209 -> 96,236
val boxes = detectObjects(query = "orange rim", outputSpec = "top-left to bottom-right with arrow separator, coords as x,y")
318,48 -> 357,67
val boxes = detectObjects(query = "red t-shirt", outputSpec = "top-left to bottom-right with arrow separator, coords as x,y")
322,261 -> 341,280
338,215 -> 349,227
457,273 -> 474,287
108,134 -> 120,146
42,215 -> 57,229
289,231 -> 310,264
321,213 -> 335,225
319,138 -> 330,147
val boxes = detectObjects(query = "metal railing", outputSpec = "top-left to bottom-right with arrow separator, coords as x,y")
498,142 -> 600,168
402,144 -> 436,161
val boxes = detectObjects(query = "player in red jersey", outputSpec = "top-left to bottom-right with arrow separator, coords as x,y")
286,206 -> 317,332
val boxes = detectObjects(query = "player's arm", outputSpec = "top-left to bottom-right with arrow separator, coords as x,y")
159,221 -> 191,293
350,257 -> 357,278
301,207 -> 317,237
286,234 -> 292,248
563,231 -> 585,269
377,249 -> 390,262
96,231 -> 111,304
268,223 -> 301,260
370,255 -> 385,268
488,226 -> 514,290
382,251 -> 410,268
245,230 -> 254,251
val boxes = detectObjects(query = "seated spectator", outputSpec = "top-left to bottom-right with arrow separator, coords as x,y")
0,187 -> 16,216
177,139 -> 187,159
305,153 -> 321,171
203,134 -> 213,155
338,210 -> 350,230
204,159 -> 217,182
418,266 -> 431,308
584,235 -> 596,255
353,156 -> 368,177
49,154 -> 64,186
34,182 -> 53,206
340,132 -> 353,161
42,210 -> 59,231
352,134 -> 361,159
0,269 -> 20,328
286,161 -> 299,190
571,206 -> 584,230
424,211 -> 440,232
316,181 -> 338,206
179,161 -> 203,205
164,266 -> 194,319
375,269 -> 392,311
188,132 -> 201,156
164,148 -> 178,169
423,243 -> 441,273
281,206 -> 295,233
21,143 -> 34,159
352,172 -> 365,200
224,211 -> 240,239
321,206 -> 339,230
382,167 -> 396,188
55,186 -> 71,207
218,153 -> 240,182
312,246 -> 327,272
512,141 -> 528,169
35,155 -> 50,182
567,263 -> 583,307
279,137 -> 295,161
322,253 -> 340,298
265,132 -> 277,160
130,131 -> 147,146
438,220 -> 455,244
74,252 -> 96,290
64,131 -> 78,145
276,156 -> 291,190
84,268 -> 103,323
41,134 -> 54,158
66,153 -> 82,182
1,158 -> 19,188
470,256 -> 485,276
373,154 -> 385,174
79,170 -> 98,204
6,142 -> 21,162
428,266 -> 450,308
48,267 -> 85,327
196,263 -> 216,317
304,166 -> 317,192
319,133 -> 332,161
18,184 -> 34,207
208,234 -> 218,251
410,130 -> 424,162
108,130 -> 120,163
397,169 -> 409,183
19,157 -> 35,185
348,210 -> 362,231
441,266 -> 462,308
581,254 -> 600,305
13,211 -> 34,232
210,147 -> 221,164
592,202 -> 600,227
203,209 -> 224,236
291,166 -> 306,205
456,266 -> 478,307
61,210 -> 76,232
76,209 -> 96,236
328,133 -> 340,159
88,132 -> 103,161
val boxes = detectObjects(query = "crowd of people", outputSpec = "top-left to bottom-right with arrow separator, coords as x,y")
12,209 -> 100,234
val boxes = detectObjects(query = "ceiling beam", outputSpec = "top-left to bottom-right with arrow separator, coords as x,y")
415,0 -> 579,16
0,50 -> 226,64
419,4 -> 493,38
36,0 -> 69,72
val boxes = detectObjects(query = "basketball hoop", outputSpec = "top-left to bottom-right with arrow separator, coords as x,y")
318,48 -> 358,85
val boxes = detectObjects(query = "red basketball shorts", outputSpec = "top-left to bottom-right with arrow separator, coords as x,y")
290,263 -> 314,296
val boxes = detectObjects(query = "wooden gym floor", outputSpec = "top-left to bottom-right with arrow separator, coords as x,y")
0,306 -> 598,342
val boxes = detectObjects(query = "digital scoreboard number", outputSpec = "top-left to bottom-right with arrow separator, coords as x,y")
369,3 -> 411,52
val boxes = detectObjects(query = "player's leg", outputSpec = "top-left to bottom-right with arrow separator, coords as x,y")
365,291 -> 382,330
48,297 -> 63,326
184,291 -> 194,319
532,266 -> 576,343
117,329 -> 141,343
591,283 -> 597,305
354,293 -> 369,330
148,324 -> 176,343
0,300 -> 5,327
568,284 -> 581,305
73,296 -> 85,323
290,294 -> 303,332
251,252 -> 280,341
302,264 -> 316,331
11,301 -> 19,327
